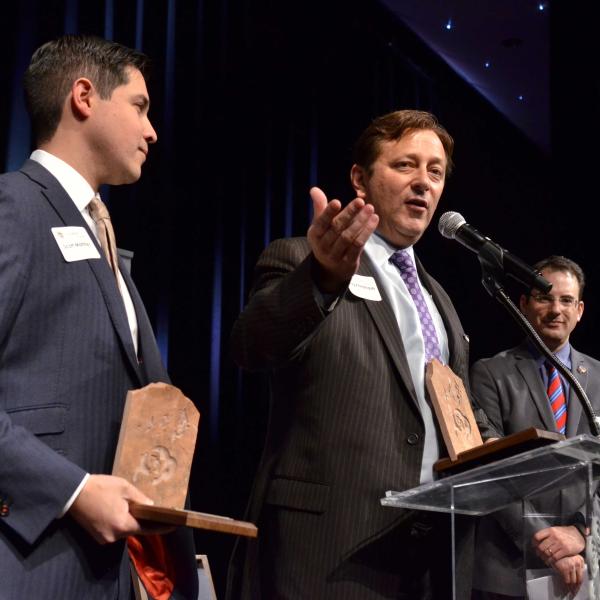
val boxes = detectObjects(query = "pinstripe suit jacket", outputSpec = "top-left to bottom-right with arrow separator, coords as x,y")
0,160 -> 197,599
227,237 -> 492,599
471,342 -> 600,596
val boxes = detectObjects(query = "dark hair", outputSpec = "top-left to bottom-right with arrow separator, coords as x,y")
23,34 -> 150,144
532,255 -> 586,299
352,109 -> 454,175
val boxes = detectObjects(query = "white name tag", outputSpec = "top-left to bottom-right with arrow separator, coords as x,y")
349,274 -> 382,301
51,227 -> 101,262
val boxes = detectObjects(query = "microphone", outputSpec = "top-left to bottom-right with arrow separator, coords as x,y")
438,211 -> 551,293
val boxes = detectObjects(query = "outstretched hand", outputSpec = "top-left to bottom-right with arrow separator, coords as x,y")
307,186 -> 378,294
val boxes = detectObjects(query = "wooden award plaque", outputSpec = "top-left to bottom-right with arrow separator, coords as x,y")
426,359 -> 483,461
113,382 -> 257,537
426,360 -> 565,474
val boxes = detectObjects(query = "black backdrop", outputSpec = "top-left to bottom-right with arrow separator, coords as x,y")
1,0 -> 596,595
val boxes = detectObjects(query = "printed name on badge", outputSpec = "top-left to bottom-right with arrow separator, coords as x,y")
349,274 -> 382,301
51,227 -> 101,262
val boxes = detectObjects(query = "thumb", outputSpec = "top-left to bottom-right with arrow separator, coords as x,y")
123,481 -> 155,506
309,186 -> 328,219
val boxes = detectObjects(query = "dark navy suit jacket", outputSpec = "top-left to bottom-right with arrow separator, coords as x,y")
0,160 -> 197,599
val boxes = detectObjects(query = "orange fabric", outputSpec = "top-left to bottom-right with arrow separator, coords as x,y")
128,535 -> 176,600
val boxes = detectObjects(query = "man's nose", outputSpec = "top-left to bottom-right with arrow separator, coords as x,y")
145,118 -> 158,144
411,167 -> 430,192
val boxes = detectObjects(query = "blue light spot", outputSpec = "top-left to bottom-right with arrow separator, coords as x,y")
538,3 -> 546,11
517,94 -> 524,101
484,61 -> 491,68
445,18 -> 453,30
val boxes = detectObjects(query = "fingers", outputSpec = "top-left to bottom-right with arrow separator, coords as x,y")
309,198 -> 377,253
307,187 -> 379,292
309,186 -> 329,220
326,202 -> 377,259
532,527 -> 551,546
533,525 -> 586,561
69,474 -> 156,544
537,542 -> 566,564
309,199 -> 343,240
553,555 -> 585,589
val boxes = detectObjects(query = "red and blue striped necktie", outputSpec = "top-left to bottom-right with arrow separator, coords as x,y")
545,362 -> 567,434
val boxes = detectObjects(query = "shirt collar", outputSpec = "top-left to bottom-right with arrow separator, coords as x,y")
30,149 -> 95,213
527,338 -> 572,368
366,231 -> 415,267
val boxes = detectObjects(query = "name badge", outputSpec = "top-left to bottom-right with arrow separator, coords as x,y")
349,274 -> 382,301
51,227 -> 101,262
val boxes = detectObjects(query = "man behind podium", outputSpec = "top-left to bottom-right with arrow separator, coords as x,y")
471,256 -> 600,598
227,109 -> 496,599
0,35 -> 197,598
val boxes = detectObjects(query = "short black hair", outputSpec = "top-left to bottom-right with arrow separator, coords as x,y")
23,34 -> 149,144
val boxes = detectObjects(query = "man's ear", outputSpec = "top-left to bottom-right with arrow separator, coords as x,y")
70,77 -> 94,119
577,300 -> 584,322
519,294 -> 528,312
350,164 -> 368,199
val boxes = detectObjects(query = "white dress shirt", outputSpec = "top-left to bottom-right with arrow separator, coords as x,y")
364,233 -> 449,483
30,150 -> 139,353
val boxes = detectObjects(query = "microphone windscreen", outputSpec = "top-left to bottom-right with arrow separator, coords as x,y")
438,211 -> 466,239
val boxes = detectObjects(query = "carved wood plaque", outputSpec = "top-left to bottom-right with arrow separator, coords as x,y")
112,382 -> 200,509
425,359 -> 483,461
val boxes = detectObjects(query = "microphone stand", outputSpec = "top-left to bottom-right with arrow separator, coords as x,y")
477,246 -> 600,437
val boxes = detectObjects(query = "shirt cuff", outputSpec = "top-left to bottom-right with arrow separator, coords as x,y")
58,472 -> 90,518
312,285 -> 341,312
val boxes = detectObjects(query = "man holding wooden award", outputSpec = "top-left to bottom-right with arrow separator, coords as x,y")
0,34 -> 200,600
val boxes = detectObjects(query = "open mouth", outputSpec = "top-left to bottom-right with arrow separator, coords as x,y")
406,198 -> 428,210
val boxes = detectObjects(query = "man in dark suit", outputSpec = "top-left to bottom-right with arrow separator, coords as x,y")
471,256 -> 597,598
227,110 -> 496,599
0,35 -> 197,599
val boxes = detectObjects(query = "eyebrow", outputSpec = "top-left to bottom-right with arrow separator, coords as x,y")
400,153 -> 446,165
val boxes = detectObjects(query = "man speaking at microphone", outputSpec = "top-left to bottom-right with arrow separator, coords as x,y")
228,109 -> 496,599
470,255 -> 600,598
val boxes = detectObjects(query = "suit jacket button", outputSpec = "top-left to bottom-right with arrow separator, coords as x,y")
407,433 -> 419,445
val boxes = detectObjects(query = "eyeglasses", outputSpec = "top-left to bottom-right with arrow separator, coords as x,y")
530,294 -> 580,308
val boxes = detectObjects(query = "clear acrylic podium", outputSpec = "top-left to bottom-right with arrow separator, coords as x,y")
381,434 -> 600,599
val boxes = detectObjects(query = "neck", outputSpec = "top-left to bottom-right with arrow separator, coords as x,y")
40,136 -> 100,192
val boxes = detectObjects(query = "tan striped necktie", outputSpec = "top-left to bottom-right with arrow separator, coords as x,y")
88,195 -> 121,289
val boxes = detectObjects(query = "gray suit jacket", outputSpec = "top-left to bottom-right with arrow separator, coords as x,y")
227,237 -> 495,599
0,161 -> 197,599
470,341 -> 600,595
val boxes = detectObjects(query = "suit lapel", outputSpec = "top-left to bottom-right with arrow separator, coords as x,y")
21,160 -> 142,384
414,256 -> 464,376
513,344 -> 557,431
118,261 -> 167,383
357,254 -> 420,409
567,348 -> 587,436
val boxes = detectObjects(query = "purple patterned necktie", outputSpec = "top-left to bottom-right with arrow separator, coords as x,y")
389,250 -> 442,364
